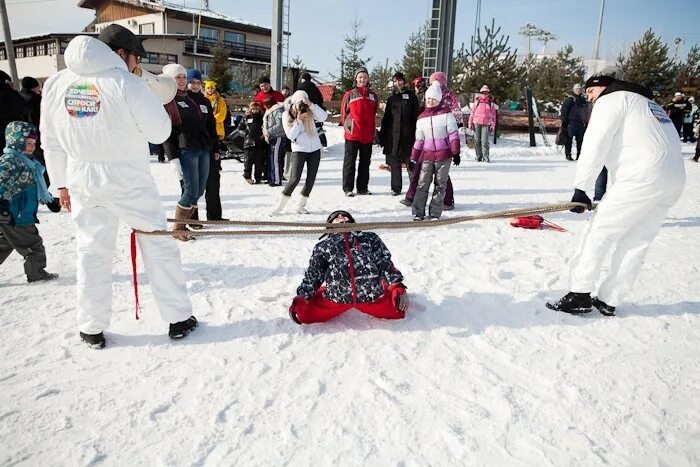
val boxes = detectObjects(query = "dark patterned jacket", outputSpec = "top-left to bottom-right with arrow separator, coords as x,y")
297,231 -> 403,304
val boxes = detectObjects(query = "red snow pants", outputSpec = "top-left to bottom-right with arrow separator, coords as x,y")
292,286 -> 406,324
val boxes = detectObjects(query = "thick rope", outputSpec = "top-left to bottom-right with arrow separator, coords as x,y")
134,202 -> 590,237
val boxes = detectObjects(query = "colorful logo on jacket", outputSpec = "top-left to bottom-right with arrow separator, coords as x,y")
648,101 -> 671,124
64,83 -> 101,118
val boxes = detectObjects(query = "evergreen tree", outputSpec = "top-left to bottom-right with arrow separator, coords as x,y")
400,22 -> 427,81
370,59 -> 393,102
528,45 -> 585,103
335,19 -> 371,91
677,44 -> 700,93
208,45 -> 234,95
617,29 -> 677,97
452,19 -> 524,103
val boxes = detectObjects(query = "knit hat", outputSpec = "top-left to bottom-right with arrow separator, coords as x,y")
425,82 -> 443,102
186,68 -> 202,82
429,71 -> 447,87
584,66 -> 622,89
412,76 -> 425,88
162,63 -> 187,78
480,84 -> 490,93
258,75 -> 271,85
204,80 -> 216,89
21,76 -> 39,90
392,71 -> 406,82
290,90 -> 309,104
572,83 -> 582,92
354,66 -> 369,79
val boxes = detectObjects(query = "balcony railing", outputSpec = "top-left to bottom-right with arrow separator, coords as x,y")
185,38 -> 271,62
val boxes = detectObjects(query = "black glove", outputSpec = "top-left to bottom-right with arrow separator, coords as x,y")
570,189 -> 592,213
408,160 -> 416,171
46,197 -> 62,213
0,200 -> 12,224
452,154 -> 461,166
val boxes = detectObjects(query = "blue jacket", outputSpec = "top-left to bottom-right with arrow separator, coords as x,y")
10,183 -> 39,226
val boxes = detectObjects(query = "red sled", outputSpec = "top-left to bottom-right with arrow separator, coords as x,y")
510,215 -> 566,232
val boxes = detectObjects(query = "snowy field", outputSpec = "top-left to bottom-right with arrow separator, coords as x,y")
1,127 -> 699,466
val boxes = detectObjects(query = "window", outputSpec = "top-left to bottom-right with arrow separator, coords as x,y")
139,23 -> 155,34
199,60 -> 211,75
224,31 -> 245,44
60,41 -> 69,54
48,41 -> 57,55
165,54 -> 178,64
36,43 -> 46,56
0,49 -> 5,60
199,27 -> 218,40
143,52 -> 159,64
25,45 -> 34,57
16,47 -> 24,58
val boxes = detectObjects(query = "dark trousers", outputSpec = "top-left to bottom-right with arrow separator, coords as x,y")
342,140 -> 372,193
387,153 -> 412,194
283,150 -> 321,197
594,166 -> 608,201
267,136 -> 287,185
0,224 -> 47,279
565,122 -> 585,159
693,139 -> 700,161
244,146 -> 266,182
682,123 -> 696,142
205,156 -> 222,220
405,161 -> 454,206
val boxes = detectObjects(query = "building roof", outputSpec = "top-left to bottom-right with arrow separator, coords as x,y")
0,32 -> 191,47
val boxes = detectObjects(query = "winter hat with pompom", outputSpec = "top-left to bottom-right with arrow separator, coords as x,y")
425,82 -> 443,102
290,90 -> 309,104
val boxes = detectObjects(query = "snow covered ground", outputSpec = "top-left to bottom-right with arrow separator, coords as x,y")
1,127 -> 699,466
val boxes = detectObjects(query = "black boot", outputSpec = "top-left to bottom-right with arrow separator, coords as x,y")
592,297 -> 616,316
169,316 -> 198,339
187,208 -> 204,230
546,292 -> 592,314
27,269 -> 59,283
80,332 -> 106,349
565,154 -> 574,161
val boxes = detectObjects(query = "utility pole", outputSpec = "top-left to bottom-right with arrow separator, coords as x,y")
270,0 -> 284,90
593,0 -> 605,60
0,0 -> 18,85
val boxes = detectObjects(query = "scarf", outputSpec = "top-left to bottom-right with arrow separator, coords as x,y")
7,148 -> 53,204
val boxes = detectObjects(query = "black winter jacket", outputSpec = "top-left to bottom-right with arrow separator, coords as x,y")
298,80 -> 325,108
297,231 -> 403,304
187,90 -> 219,154
561,94 -> 589,127
0,84 -> 28,149
378,86 -> 420,159
243,113 -> 265,149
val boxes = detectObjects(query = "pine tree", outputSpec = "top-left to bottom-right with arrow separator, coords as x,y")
452,19 -> 524,103
528,45 -> 585,103
677,44 -> 700,93
208,44 -> 234,95
400,22 -> 427,81
370,59 -> 393,102
335,19 -> 371,92
617,29 -> 677,98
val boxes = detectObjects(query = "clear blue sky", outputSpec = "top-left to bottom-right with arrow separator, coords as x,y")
7,0 -> 700,81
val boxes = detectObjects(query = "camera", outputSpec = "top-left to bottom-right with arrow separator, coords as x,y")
297,102 -> 309,114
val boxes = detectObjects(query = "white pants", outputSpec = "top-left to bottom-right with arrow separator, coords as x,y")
69,163 -> 192,334
568,179 -> 683,306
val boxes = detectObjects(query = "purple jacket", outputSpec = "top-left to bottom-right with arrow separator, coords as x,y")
410,106 -> 460,163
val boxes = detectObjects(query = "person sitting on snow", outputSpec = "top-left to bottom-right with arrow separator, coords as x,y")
546,67 -> 686,317
289,210 -> 408,324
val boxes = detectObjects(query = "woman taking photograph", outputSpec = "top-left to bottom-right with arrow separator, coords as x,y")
161,64 -> 213,239
270,90 -> 327,215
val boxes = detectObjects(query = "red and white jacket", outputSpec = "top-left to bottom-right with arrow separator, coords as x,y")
340,85 -> 379,144
411,106 -> 460,163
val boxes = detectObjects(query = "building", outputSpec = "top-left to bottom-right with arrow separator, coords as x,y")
0,0 -> 273,91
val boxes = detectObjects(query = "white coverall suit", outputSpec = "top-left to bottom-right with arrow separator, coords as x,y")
568,86 -> 686,306
40,36 -> 192,334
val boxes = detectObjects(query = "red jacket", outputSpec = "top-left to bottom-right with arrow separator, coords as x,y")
255,89 -> 286,110
340,86 -> 378,144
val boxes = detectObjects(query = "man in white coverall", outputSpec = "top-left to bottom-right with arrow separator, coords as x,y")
40,25 -> 198,348
547,68 -> 686,316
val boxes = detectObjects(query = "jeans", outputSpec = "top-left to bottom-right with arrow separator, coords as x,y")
594,167 -> 608,201
178,148 -> 210,207
474,123 -> 490,161
342,140 -> 372,193
413,159 -> 452,218
283,150 -> 321,197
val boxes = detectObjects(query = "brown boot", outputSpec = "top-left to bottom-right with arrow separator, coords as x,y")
187,206 -> 204,230
173,204 -> 194,241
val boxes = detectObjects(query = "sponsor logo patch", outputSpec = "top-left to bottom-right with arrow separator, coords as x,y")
65,83 -> 101,118
648,101 -> 672,124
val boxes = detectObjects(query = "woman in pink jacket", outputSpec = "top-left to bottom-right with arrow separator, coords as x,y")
468,85 -> 497,162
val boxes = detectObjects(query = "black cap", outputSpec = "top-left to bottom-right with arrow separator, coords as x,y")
258,75 -> 271,85
300,72 -> 312,81
326,210 -> 356,224
98,24 -> 147,57
21,76 -> 39,90
0,70 -> 11,84
584,75 -> 616,89
392,71 -> 406,82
